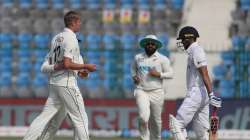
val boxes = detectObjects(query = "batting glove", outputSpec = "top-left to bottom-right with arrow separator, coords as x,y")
209,92 -> 222,108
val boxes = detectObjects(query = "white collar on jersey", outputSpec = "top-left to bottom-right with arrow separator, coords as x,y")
64,28 -> 77,37
186,42 -> 198,55
143,51 -> 160,58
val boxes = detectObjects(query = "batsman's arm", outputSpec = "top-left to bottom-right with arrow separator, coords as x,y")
194,48 -> 212,94
160,57 -> 174,79
200,66 -> 222,108
198,66 -> 213,94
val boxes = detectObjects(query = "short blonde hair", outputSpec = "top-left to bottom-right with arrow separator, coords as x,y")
64,11 -> 80,27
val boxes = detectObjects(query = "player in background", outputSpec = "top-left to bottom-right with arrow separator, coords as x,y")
169,26 -> 222,140
131,35 -> 173,140
23,11 -> 96,140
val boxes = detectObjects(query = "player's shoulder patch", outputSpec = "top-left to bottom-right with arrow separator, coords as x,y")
135,53 -> 143,58
56,36 -> 64,43
136,53 -> 144,62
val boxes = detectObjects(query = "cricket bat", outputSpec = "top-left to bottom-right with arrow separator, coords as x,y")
209,107 -> 219,140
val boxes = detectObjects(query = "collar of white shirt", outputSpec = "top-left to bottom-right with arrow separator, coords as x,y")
143,51 -> 160,58
64,28 -> 77,38
186,42 -> 198,55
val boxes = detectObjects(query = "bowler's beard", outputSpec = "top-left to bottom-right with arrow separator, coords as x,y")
145,47 -> 157,56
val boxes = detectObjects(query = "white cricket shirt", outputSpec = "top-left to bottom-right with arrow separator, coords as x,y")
131,51 -> 173,91
186,42 -> 207,90
41,54 -> 84,74
47,28 -> 81,87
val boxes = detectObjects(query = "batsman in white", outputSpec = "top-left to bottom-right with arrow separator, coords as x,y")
169,26 -> 222,140
131,35 -> 173,140
23,11 -> 96,140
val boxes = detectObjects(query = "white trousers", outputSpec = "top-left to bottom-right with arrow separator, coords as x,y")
23,85 -> 89,140
176,87 -> 210,140
134,88 -> 165,140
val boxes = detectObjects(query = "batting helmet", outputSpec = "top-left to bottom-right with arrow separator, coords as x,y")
177,26 -> 199,40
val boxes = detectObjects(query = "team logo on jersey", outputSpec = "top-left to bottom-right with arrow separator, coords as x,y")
139,65 -> 150,73
138,57 -> 144,62
56,37 -> 64,42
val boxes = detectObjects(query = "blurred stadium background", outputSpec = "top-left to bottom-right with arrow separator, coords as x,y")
0,0 -> 250,139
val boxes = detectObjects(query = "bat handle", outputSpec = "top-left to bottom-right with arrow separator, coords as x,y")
212,107 -> 218,116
